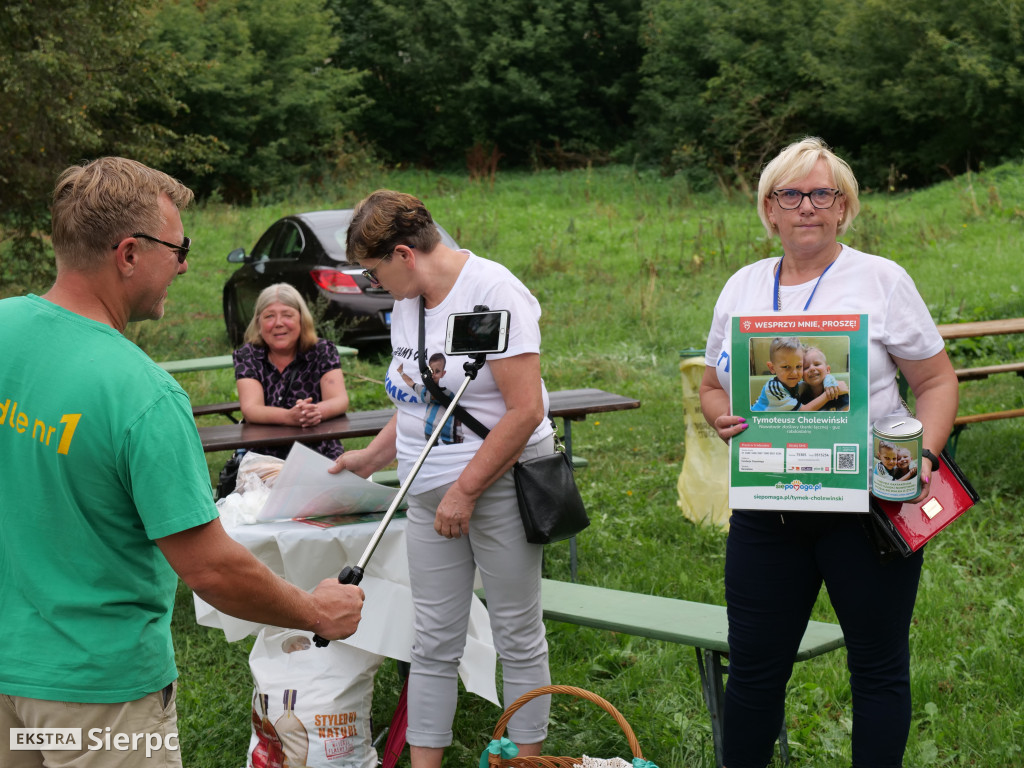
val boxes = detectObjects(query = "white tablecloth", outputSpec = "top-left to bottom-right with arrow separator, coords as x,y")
193,513 -> 499,704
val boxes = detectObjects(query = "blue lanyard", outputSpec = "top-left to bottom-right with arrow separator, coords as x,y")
773,256 -> 837,312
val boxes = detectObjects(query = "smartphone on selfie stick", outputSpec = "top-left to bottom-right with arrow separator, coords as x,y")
313,307 -> 510,647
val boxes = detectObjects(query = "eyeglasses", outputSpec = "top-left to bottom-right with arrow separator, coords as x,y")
111,233 -> 191,264
771,188 -> 843,210
361,251 -> 391,286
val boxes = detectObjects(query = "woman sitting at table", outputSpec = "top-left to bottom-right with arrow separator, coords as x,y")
233,283 -> 350,460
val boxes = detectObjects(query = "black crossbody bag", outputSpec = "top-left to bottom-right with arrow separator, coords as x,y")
417,299 -> 588,544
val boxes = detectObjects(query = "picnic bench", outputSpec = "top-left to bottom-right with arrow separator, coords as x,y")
478,578 -> 846,768
936,318 -> 1024,455
157,344 -> 357,375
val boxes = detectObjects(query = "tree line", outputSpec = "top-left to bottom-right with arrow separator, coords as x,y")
2,0 -> 1022,288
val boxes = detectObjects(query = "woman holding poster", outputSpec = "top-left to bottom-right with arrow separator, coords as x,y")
698,137 -> 958,768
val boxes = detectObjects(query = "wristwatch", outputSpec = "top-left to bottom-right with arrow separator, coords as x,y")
921,448 -> 940,472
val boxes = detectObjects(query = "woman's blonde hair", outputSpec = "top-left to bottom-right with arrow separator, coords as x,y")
757,137 -> 860,238
243,283 -> 319,352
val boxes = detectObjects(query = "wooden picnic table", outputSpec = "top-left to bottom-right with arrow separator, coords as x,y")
936,317 -> 1024,340
196,388 -> 640,453
199,387 -> 640,581
933,317 -> 1024,455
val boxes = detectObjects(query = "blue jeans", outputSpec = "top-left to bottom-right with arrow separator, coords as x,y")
723,510 -> 923,768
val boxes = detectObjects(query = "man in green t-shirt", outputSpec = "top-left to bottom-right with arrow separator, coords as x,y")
0,158 -> 364,768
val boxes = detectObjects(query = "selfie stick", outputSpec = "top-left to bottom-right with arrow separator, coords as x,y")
313,353 -> 487,647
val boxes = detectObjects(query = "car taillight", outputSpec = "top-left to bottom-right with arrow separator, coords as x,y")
310,268 -> 362,295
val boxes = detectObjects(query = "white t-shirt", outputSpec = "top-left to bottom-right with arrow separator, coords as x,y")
704,244 -> 945,424
386,252 -> 553,494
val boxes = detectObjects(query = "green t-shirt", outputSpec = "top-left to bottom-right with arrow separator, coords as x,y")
0,295 -> 219,702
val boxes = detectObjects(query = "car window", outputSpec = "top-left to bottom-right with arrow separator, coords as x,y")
250,223 -> 283,262
330,228 -> 347,259
307,214 -> 353,263
277,222 -> 305,260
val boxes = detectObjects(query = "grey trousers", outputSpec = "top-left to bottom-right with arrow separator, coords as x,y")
404,439 -> 551,748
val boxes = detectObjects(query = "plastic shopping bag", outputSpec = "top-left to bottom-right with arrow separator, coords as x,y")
248,627 -> 384,768
676,355 -> 730,529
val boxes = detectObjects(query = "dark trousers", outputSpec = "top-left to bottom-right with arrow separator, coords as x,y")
722,510 -> 923,768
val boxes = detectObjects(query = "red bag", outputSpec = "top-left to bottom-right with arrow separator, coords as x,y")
868,450 -> 978,557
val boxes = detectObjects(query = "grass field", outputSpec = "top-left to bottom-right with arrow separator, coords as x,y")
10,162 -> 1024,766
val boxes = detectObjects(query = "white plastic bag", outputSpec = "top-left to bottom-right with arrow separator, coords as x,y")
216,452 -> 284,527
677,355 -> 731,528
247,627 -> 385,768
237,451 -> 285,491
573,758 -> 632,768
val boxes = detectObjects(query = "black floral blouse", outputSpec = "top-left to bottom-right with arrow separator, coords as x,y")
232,338 -> 344,460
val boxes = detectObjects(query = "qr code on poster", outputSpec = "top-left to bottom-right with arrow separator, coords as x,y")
833,444 -> 859,474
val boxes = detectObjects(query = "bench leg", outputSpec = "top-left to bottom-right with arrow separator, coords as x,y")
695,647 -> 726,768
947,423 -> 965,459
563,417 -> 578,582
778,721 -> 790,765
694,647 -> 791,768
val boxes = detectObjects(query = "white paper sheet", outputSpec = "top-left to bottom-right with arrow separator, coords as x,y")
257,442 -> 399,522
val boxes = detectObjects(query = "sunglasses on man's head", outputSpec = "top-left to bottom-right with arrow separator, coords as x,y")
111,233 -> 191,264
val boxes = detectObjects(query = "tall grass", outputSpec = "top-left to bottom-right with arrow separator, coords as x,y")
15,162 -> 1023,766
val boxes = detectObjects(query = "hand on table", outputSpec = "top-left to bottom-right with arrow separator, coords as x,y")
290,397 -> 322,428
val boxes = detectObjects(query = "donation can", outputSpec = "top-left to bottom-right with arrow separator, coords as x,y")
871,415 -> 923,501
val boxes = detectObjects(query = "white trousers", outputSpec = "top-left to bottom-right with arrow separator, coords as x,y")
404,439 -> 551,748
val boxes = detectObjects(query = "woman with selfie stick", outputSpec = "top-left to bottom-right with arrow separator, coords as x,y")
329,190 -> 554,768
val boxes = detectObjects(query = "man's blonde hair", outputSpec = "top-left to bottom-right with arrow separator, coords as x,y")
51,157 -> 193,270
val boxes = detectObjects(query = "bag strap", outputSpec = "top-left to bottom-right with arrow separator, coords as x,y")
418,297 -> 492,439
272,360 -> 302,407
897,394 -> 948,472
417,297 -> 560,448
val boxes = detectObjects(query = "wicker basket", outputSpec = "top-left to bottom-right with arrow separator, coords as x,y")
484,685 -> 645,767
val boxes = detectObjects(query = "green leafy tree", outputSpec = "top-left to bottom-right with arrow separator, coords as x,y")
0,0 -> 190,293
149,0 -> 370,201
634,0 -> 1024,190
634,0 -> 832,189
460,0 -> 643,167
816,0 -> 1024,187
329,0 -> 641,168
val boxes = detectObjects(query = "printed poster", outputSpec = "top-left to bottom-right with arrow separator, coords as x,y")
729,314 -> 870,512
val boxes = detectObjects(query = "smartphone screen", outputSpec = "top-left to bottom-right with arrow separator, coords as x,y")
445,310 -> 510,355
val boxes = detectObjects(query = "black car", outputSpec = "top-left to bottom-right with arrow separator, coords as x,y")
223,209 -> 459,347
